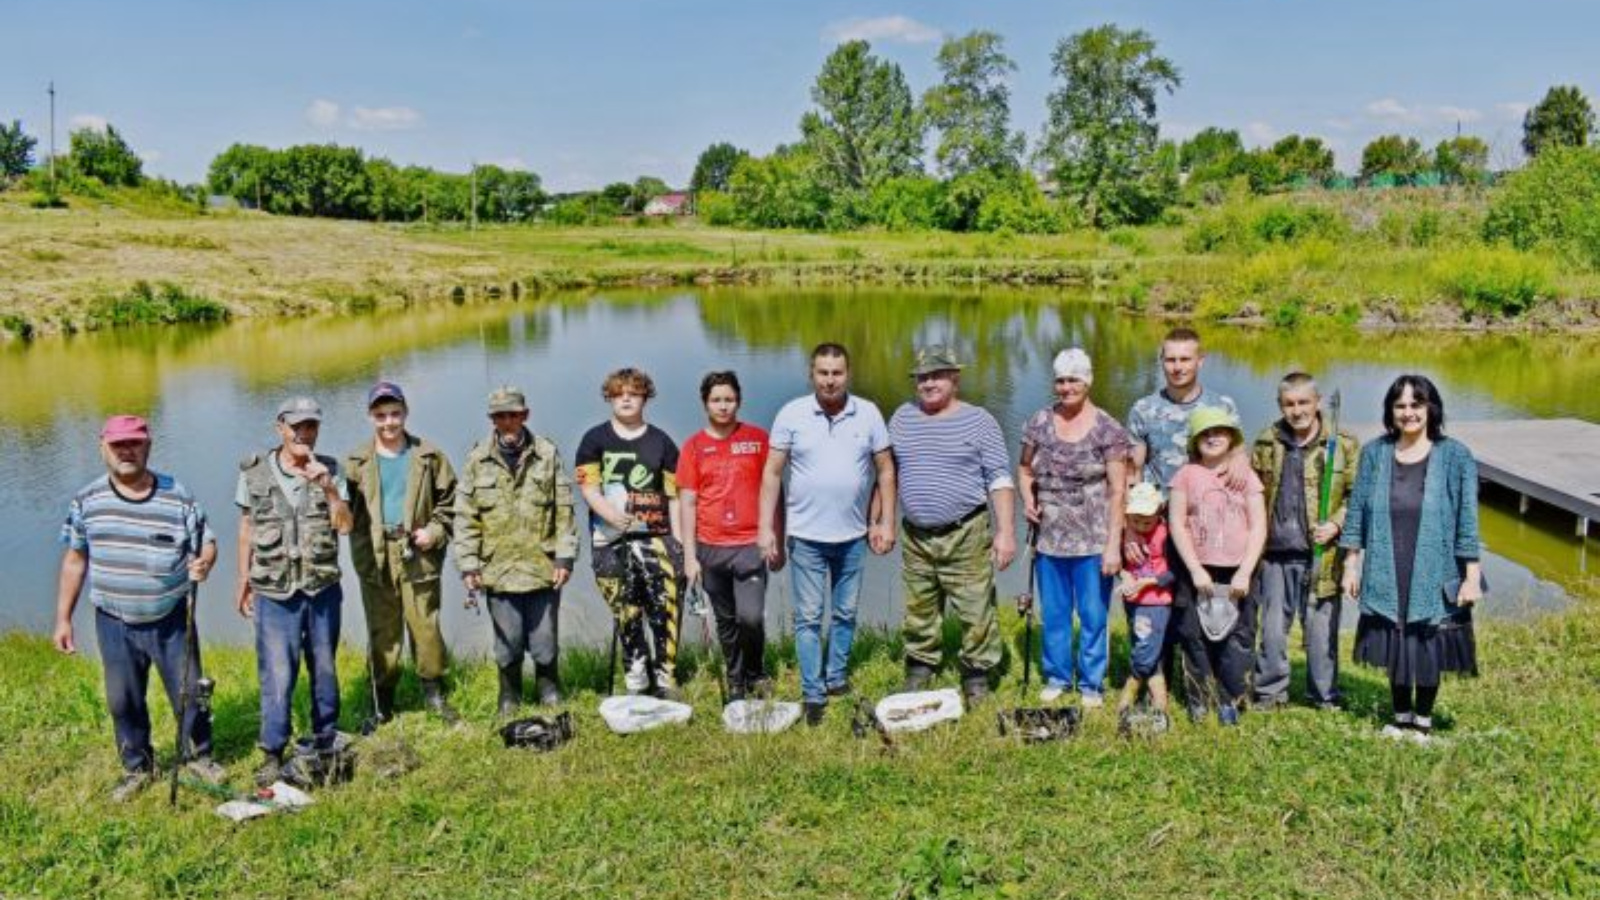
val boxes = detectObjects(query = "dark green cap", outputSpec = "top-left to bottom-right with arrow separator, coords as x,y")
909,345 -> 964,377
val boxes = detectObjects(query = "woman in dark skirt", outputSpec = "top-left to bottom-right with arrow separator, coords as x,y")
1339,374 -> 1481,741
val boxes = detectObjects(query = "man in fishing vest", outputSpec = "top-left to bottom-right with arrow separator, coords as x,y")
55,414 -> 225,802
235,396 -> 353,788
1248,372 -> 1359,710
345,381 -> 461,724
454,386 -> 578,715
887,345 -> 1018,703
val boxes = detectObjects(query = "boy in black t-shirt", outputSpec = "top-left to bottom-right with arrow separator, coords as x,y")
575,367 -> 686,699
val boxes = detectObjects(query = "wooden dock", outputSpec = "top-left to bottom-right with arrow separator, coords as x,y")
1353,419 -> 1600,537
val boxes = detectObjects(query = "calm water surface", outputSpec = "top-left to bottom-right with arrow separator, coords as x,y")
2,288 -> 1595,654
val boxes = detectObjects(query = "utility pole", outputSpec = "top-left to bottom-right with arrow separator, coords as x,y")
470,162 -> 478,231
47,81 -> 57,190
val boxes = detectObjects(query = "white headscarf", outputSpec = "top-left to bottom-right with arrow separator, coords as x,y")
1052,348 -> 1093,385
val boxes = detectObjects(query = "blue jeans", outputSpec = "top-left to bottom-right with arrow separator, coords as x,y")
1036,553 -> 1111,696
788,536 -> 865,703
95,605 -> 212,772
1125,604 -> 1171,680
255,584 -> 342,754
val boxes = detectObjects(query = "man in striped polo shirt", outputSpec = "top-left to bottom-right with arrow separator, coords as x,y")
888,346 -> 1017,703
53,415 -> 224,802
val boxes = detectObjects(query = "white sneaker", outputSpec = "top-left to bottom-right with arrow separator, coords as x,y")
624,657 -> 650,694
1380,724 -> 1410,741
1039,685 -> 1065,703
1081,693 -> 1105,709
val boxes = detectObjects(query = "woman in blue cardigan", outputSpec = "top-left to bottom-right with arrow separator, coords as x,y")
1339,374 -> 1481,741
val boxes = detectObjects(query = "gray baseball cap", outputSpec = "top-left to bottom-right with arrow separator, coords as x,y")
277,396 -> 323,425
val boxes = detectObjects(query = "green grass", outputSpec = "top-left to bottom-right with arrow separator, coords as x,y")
3,592 -> 1598,898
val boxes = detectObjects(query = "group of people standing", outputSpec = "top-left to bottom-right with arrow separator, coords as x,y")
52,327 -> 1484,802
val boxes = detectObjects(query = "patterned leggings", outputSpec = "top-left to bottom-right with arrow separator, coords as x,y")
594,537 -> 684,678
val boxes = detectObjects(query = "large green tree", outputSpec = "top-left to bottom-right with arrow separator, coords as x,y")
630,175 -> 670,212
1243,134 -> 1337,191
1,119 -> 37,179
69,124 -> 143,186
1434,135 -> 1490,185
1522,85 -> 1595,157
1037,24 -> 1182,226
689,142 -> 748,193
920,30 -> 1025,177
1360,134 -> 1428,181
799,40 -> 923,192
1177,127 -> 1244,186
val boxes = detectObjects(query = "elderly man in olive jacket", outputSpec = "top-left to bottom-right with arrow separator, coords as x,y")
454,386 -> 579,714
345,381 -> 460,724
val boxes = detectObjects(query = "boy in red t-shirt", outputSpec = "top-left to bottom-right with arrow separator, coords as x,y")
1115,482 -> 1175,731
677,371 -> 782,700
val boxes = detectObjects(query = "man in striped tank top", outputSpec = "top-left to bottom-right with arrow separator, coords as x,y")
53,415 -> 224,802
888,346 -> 1018,703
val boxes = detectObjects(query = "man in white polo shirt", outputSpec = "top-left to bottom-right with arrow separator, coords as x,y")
759,343 -> 896,725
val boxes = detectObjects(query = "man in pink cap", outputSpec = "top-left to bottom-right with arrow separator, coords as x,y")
54,415 -> 225,802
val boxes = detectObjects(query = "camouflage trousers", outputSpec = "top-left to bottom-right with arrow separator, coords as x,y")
901,512 -> 1001,674
361,535 -> 448,690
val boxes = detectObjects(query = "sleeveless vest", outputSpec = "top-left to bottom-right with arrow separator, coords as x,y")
240,451 -> 342,599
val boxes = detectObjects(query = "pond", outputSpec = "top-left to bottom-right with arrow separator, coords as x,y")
2,287 -> 1595,655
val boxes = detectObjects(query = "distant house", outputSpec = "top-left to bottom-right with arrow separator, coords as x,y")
642,192 -> 691,216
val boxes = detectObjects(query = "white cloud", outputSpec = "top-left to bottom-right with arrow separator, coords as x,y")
1244,121 -> 1279,145
305,99 -> 341,128
69,113 -> 109,132
1364,97 -> 1482,126
348,105 -> 423,131
823,15 -> 942,45
1366,97 -> 1410,119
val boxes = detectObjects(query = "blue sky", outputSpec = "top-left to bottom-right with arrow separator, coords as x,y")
3,0 -> 1594,191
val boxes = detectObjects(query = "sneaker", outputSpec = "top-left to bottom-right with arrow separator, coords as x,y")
653,670 -> 684,703
623,657 -> 650,694
1254,695 -> 1286,712
183,756 -> 227,785
903,663 -> 936,692
1186,704 -> 1208,725
1080,692 -> 1105,710
825,681 -> 853,698
1218,703 -> 1240,726
1150,711 -> 1171,735
110,769 -> 154,803
253,752 -> 284,788
1039,684 -> 1065,703
1409,716 -> 1435,744
803,701 -> 826,727
1117,707 -> 1134,737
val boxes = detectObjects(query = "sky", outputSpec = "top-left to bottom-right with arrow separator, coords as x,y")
2,0 -> 1595,191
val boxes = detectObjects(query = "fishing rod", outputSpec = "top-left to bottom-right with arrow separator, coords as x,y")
688,581 -> 728,706
1017,523 -> 1038,698
170,580 -> 201,806
1311,390 -> 1342,605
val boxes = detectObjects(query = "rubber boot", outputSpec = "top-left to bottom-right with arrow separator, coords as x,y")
533,663 -> 563,706
497,665 -> 522,717
420,679 -> 461,725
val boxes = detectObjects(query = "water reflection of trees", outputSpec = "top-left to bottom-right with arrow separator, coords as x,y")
0,302 -> 550,425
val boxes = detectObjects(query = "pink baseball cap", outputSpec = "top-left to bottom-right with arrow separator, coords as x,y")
100,415 -> 151,443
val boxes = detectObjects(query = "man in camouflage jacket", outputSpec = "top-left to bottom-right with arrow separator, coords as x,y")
454,386 -> 579,713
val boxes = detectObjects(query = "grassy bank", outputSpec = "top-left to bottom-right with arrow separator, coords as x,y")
2,594 -> 1597,898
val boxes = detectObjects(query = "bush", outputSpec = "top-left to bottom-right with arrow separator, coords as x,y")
1429,247 -> 1555,317
1185,199 -> 1347,254
1484,146 -> 1600,269
88,281 -> 230,328
866,176 -> 946,231
696,191 -> 737,227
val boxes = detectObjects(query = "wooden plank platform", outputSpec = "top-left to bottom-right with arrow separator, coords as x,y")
1352,419 -> 1600,537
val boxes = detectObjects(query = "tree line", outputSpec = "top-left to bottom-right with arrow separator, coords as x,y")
2,24 -> 1596,232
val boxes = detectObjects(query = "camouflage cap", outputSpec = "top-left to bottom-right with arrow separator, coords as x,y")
487,385 -> 528,414
909,345 -> 964,377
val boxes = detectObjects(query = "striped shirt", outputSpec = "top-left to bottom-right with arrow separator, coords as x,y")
61,473 -> 213,624
889,402 -> 1014,528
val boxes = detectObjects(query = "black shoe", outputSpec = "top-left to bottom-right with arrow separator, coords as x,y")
420,679 -> 462,725
803,701 -> 826,727
961,673 -> 991,705
727,683 -> 747,703
825,680 -> 853,698
903,662 -> 936,692
497,665 -> 522,717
